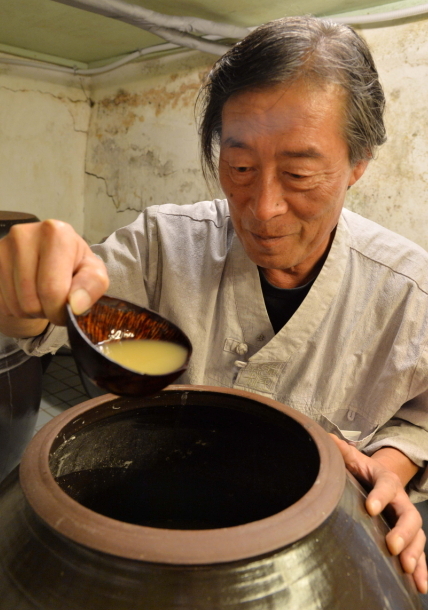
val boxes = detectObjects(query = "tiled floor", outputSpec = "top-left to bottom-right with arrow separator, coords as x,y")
34,347 -> 90,433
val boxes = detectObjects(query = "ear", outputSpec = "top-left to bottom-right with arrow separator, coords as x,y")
348,159 -> 369,187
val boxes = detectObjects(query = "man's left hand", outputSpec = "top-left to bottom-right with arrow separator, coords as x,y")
330,434 -> 427,594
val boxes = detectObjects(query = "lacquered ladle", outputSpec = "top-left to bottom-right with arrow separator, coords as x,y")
66,295 -> 192,397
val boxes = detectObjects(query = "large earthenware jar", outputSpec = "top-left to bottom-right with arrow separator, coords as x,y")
0,386 -> 422,609
0,211 -> 42,482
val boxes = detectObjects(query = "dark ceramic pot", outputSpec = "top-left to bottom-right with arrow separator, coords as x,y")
0,211 -> 42,482
0,386 -> 422,609
0,355 -> 42,481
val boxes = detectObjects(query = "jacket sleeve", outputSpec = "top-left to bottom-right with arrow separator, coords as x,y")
362,388 -> 428,502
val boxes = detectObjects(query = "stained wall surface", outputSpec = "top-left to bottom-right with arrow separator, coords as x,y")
0,62 -> 90,234
84,51 -> 216,244
0,17 -> 428,250
346,20 -> 428,248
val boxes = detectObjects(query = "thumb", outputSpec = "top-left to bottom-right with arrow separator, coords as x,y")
68,253 -> 110,317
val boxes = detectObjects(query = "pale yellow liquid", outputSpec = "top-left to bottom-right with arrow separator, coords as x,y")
99,339 -> 188,375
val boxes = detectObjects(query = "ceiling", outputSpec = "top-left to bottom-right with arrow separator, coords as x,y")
0,0 -> 426,68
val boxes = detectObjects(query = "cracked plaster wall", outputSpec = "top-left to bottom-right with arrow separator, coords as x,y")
0,61 -> 90,234
84,51 -> 216,243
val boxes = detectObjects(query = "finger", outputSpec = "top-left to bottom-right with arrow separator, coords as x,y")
329,434 -> 378,488
365,470 -> 401,516
12,226 -> 47,318
393,528 -> 426,573
0,241 -> 17,316
68,253 -> 110,316
384,492 -> 422,554
35,220 -> 108,325
333,441 -> 403,518
0,226 -> 42,318
412,552 -> 428,595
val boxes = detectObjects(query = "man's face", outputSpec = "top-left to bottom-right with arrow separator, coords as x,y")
218,82 -> 367,286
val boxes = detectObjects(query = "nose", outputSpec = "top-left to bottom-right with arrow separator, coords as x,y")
250,171 -> 288,221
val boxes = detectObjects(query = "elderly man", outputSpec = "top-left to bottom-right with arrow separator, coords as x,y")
0,16 -> 427,593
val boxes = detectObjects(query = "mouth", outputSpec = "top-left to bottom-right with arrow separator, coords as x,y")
250,232 -> 290,244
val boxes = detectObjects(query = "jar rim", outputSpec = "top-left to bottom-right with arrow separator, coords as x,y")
19,385 -> 346,565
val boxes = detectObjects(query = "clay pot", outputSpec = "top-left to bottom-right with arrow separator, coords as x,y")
0,386 -> 422,609
0,211 -> 42,482
0,354 -> 42,481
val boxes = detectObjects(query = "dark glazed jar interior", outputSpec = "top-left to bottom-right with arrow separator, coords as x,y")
50,391 -> 320,530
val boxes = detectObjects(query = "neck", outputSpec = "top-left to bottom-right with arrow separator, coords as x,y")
261,265 -> 319,289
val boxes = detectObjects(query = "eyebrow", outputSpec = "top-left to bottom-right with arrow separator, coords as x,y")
222,137 -> 324,159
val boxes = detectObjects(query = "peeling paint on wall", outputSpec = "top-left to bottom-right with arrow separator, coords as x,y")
84,52 -> 215,243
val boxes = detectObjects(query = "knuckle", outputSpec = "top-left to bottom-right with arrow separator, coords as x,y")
41,218 -> 68,233
39,219 -> 73,246
93,265 -> 110,289
8,222 -> 34,239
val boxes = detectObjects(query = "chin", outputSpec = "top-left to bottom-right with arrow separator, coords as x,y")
247,251 -> 292,271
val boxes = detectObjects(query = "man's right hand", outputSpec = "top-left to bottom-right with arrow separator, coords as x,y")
0,219 -> 109,336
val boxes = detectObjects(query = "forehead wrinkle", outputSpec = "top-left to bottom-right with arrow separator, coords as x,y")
221,137 -> 325,160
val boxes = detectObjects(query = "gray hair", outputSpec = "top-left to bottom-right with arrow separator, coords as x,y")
198,16 -> 386,181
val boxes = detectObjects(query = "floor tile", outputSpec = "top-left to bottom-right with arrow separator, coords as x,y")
63,374 -> 82,386
43,379 -> 69,393
44,404 -> 67,418
50,367 -> 74,380
35,409 -> 53,430
34,348 -> 90,434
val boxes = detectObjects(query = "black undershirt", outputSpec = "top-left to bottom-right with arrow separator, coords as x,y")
258,268 -> 315,334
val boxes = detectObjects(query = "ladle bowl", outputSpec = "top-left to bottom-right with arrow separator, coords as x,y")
66,296 -> 192,397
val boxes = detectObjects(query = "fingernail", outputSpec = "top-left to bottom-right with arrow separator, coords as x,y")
69,289 -> 91,315
407,557 -> 417,573
422,580 -> 428,595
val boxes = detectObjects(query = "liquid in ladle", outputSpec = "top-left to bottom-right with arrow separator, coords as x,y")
99,339 -> 188,375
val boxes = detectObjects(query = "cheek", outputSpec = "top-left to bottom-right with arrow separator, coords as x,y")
298,177 -> 346,219
219,166 -> 232,198
219,170 -> 243,206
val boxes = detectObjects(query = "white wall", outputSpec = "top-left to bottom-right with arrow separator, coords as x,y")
0,17 -> 428,249
0,60 -> 90,235
346,20 -> 428,247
